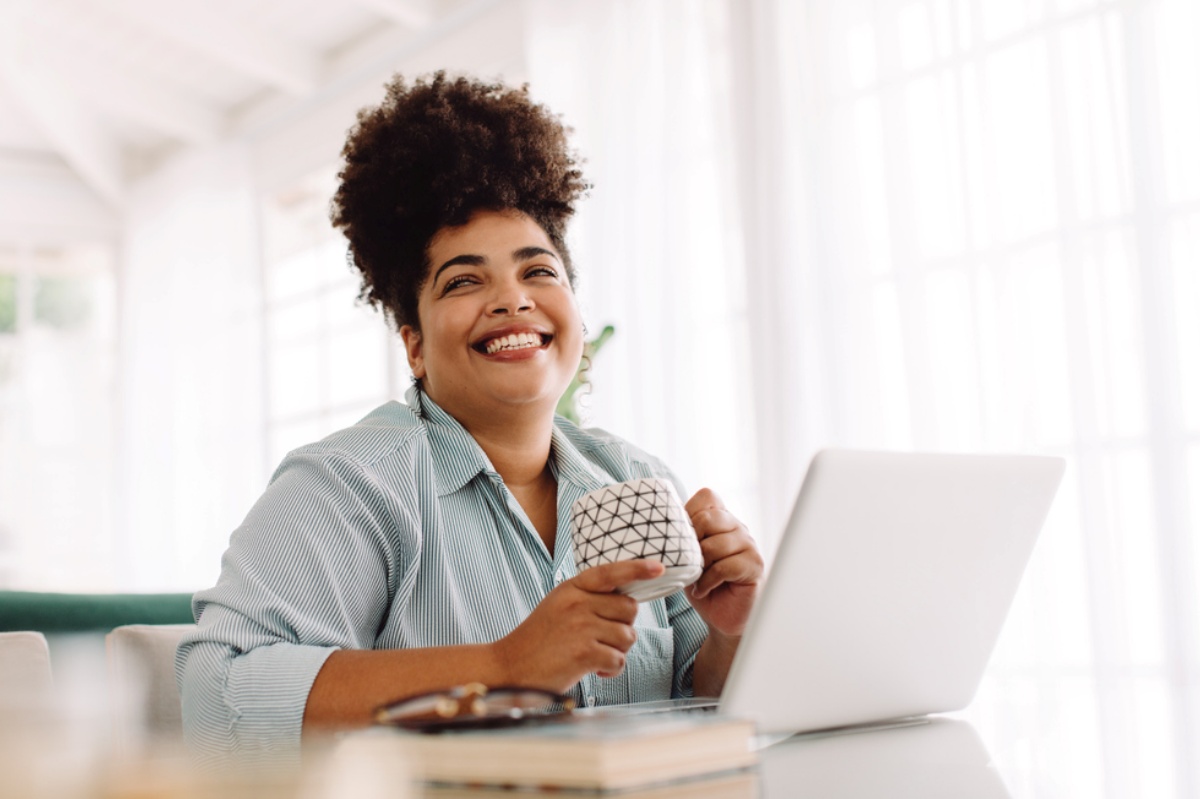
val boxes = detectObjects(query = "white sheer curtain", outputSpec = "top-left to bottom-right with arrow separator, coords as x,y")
526,0 -> 1199,794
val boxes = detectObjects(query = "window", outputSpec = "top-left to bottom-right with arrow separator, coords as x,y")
784,0 -> 1200,790
0,245 -> 116,589
260,168 -> 409,470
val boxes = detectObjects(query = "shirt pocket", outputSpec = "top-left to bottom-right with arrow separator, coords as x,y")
623,624 -> 675,703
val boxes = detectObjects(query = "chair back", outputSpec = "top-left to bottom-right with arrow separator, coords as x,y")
0,630 -> 54,707
105,623 -> 196,750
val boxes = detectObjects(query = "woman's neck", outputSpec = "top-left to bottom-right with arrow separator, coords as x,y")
421,385 -> 558,486
465,414 -> 555,488
462,409 -> 560,554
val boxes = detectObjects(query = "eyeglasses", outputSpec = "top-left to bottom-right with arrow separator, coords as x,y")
374,682 -> 576,732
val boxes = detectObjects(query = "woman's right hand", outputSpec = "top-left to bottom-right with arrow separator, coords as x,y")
492,559 -> 665,693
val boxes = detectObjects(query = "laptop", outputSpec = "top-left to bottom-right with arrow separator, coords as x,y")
589,449 -> 1065,737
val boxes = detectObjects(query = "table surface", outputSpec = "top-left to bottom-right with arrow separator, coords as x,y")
756,717 -> 1005,797
755,669 -> 1199,799
4,669 -> 1193,798
400,670 -> 1197,799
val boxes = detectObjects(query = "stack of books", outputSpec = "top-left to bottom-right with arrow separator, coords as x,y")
377,712 -> 757,794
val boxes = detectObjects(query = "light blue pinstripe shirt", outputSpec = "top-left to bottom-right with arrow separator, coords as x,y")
176,387 -> 708,762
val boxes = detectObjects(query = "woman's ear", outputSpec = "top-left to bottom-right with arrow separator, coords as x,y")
399,325 -> 426,379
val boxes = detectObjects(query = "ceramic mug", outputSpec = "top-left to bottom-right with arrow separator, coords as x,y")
570,478 -> 703,602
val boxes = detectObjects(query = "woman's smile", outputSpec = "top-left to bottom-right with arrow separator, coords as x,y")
473,325 -> 553,356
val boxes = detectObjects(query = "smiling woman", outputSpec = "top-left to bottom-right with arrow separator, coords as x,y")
175,72 -> 763,764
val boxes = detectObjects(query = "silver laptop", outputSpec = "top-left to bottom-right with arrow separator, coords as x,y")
593,449 -> 1065,736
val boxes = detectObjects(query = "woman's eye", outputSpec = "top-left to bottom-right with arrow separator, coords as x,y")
526,266 -> 558,279
442,275 -> 476,293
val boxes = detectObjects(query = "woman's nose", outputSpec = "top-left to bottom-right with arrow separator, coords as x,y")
488,280 -> 534,315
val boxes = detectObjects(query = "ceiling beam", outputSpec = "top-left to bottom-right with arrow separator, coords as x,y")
0,154 -> 120,245
64,55 -> 223,145
349,0 -> 435,29
103,0 -> 319,95
20,0 -> 222,145
0,24 -> 123,204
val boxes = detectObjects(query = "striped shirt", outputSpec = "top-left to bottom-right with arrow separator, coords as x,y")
176,386 -> 708,762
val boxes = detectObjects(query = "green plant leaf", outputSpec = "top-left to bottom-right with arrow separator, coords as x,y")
556,324 -> 616,424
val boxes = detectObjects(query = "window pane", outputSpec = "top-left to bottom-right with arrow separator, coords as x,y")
1099,450 -> 1164,666
905,72 -> 966,259
979,0 -> 1048,41
261,165 -> 393,465
327,326 -> 387,408
33,276 -> 94,330
325,283 -> 379,334
898,2 -> 935,71
924,269 -> 980,448
1030,464 -> 1093,669
846,23 -> 878,89
269,343 -> 322,420
983,37 -> 1059,242
871,281 -> 913,448
1060,13 -> 1132,219
1188,444 -> 1200,657
268,295 -> 323,346
0,274 -> 14,334
852,98 -> 893,275
1079,228 -> 1146,438
268,248 -> 327,303
978,244 -> 1072,447
1170,212 -> 1200,432
1131,678 -> 1178,798
0,249 -> 116,590
1154,0 -> 1200,203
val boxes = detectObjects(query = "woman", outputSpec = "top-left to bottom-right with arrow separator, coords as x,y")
177,72 -> 763,761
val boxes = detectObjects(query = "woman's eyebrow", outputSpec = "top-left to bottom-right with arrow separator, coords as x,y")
432,254 -> 485,284
513,246 -> 560,262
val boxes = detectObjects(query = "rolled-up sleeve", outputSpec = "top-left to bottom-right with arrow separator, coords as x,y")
176,446 -> 417,763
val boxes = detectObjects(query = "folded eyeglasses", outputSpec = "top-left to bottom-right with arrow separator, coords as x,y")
374,682 -> 576,732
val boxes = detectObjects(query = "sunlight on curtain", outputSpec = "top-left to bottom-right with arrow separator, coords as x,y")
760,0 -> 1199,794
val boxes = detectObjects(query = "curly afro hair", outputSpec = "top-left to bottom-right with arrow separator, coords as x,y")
331,71 -> 589,331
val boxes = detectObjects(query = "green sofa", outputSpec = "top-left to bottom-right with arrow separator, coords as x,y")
0,591 -> 195,634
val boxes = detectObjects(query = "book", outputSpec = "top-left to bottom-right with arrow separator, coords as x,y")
379,712 -> 758,792
420,769 -> 759,797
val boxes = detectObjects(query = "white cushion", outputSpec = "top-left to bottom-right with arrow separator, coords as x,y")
106,623 -> 195,748
0,631 -> 54,707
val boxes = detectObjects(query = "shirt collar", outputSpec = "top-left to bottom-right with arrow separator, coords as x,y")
549,424 -> 613,493
406,385 -> 493,497
406,385 -> 615,497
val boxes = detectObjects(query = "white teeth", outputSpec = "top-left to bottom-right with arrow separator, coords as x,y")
484,332 -> 543,354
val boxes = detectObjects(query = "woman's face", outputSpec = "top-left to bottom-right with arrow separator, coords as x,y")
400,209 -> 585,426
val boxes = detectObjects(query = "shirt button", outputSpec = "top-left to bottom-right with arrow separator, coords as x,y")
555,569 -> 566,584
586,696 -> 596,708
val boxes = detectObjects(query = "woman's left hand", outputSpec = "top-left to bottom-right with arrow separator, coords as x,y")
684,488 -> 764,637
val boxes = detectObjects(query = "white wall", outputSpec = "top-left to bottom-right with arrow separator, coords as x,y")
247,0 -> 527,193
117,143 -> 263,591
0,156 -> 117,246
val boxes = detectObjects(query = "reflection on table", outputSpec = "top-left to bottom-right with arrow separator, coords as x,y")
759,718 -> 1008,798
